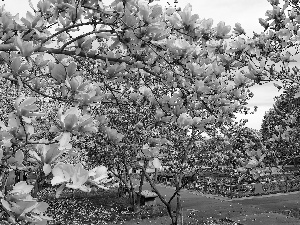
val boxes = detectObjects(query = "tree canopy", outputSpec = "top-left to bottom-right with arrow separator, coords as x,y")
1,0 -> 300,224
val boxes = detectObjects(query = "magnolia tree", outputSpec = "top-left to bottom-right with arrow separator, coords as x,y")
1,0 -> 300,224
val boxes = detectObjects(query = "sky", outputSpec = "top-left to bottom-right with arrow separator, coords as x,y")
0,0 -> 283,130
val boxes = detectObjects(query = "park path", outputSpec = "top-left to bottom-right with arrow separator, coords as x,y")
117,182 -> 300,225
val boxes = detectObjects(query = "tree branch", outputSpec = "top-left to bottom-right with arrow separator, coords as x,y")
39,21 -> 105,46
168,173 -> 196,204
60,30 -> 113,52
140,165 -> 169,207
0,44 -> 133,64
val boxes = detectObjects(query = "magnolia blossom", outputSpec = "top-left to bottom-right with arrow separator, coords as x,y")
51,163 -> 90,192
88,165 -> 109,183
138,144 -> 162,169
177,113 -> 193,129
51,163 -> 109,192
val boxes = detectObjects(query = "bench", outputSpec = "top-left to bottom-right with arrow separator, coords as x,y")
136,190 -> 158,206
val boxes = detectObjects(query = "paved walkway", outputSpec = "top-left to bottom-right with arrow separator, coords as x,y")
120,183 -> 300,225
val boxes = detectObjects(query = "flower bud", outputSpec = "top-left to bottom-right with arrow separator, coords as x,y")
259,18 -> 269,30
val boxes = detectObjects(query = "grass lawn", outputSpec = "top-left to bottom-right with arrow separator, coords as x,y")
8,186 -> 300,224
35,187 -> 240,225
111,216 -> 240,225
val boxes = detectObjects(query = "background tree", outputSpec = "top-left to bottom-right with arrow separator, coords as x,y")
261,89 -> 300,165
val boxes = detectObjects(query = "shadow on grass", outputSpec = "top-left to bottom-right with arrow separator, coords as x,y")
274,207 -> 300,219
37,187 -> 168,225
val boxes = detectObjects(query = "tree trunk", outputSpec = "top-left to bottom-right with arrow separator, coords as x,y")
175,176 -> 182,225
32,169 -> 44,198
154,168 -> 158,183
19,171 -> 24,181
123,159 -> 136,210
128,172 -> 136,210
5,170 -> 15,195
136,167 -> 145,211
0,169 -> 9,195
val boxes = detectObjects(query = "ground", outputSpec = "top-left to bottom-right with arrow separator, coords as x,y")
3,183 -> 300,225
